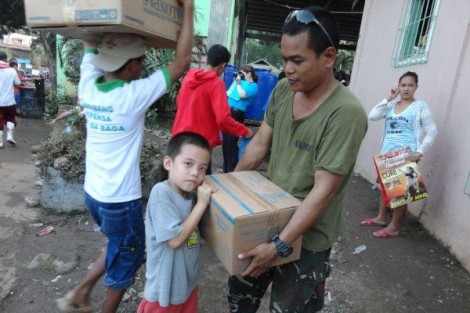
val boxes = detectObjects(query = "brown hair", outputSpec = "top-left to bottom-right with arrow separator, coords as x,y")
240,65 -> 258,83
399,71 -> 418,85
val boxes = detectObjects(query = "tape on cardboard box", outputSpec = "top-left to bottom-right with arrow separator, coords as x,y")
201,171 -> 302,274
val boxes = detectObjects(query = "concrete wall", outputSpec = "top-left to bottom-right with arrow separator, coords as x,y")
350,0 -> 470,271
207,0 -> 234,52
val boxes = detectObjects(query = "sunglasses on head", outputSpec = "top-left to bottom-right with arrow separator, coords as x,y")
285,10 -> 335,48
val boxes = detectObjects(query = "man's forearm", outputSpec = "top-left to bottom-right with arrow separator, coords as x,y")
279,171 -> 344,245
235,138 -> 268,171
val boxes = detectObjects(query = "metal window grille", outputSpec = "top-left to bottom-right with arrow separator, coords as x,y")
392,0 -> 441,67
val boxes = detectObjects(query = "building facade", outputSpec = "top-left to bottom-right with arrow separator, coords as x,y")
350,0 -> 470,271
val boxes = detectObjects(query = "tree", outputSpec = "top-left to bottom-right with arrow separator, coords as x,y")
1,1 -> 58,91
31,32 -> 58,92
334,49 -> 355,72
31,43 -> 47,70
0,0 -> 26,35
245,38 -> 282,68
57,37 -> 83,85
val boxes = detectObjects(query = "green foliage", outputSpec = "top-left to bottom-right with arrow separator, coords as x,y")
37,128 -> 87,183
144,108 -> 160,131
0,0 -> 26,35
43,87 -> 75,121
140,139 -> 162,182
37,123 -> 162,184
31,44 -> 47,69
67,106 -> 84,128
245,38 -> 282,68
335,49 -> 355,72
143,47 -> 182,114
57,37 -> 84,85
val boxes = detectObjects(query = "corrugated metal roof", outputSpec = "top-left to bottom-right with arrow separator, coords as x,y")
244,0 -> 364,42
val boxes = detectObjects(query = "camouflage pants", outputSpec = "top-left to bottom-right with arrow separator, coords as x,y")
228,248 -> 331,313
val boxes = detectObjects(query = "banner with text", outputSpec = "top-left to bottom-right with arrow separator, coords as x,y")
374,147 -> 428,208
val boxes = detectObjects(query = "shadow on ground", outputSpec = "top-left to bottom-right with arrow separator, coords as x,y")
0,118 -> 469,312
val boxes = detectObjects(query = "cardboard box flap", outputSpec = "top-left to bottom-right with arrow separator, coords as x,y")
206,171 -> 300,219
24,0 -> 124,25
201,171 -> 302,275
23,0 -> 182,48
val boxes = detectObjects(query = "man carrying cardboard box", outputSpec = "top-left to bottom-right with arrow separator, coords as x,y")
228,6 -> 368,313
55,1 -> 194,312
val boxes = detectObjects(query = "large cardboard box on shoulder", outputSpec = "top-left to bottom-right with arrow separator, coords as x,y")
24,0 -> 182,48
201,171 -> 302,275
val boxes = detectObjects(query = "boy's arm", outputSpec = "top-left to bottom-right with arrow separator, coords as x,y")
49,110 -> 71,126
166,0 -> 194,84
167,183 -> 214,249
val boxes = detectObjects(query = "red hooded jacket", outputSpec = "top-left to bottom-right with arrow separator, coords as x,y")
172,68 -> 249,148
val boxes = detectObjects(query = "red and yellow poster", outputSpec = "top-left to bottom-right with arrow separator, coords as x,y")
374,147 -> 428,208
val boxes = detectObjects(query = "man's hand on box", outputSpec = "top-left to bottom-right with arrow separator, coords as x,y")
238,242 -> 278,277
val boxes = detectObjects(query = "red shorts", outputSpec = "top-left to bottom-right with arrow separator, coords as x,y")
0,105 -> 16,130
137,288 -> 198,313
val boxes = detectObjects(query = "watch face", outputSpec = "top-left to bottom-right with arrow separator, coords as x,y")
280,246 -> 293,257
273,234 -> 294,257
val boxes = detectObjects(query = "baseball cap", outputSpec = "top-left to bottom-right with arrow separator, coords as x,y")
91,33 -> 146,72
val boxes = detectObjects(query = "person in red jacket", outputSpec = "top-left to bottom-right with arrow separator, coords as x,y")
172,44 -> 253,174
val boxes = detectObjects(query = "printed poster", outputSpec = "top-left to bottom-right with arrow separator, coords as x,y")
374,147 -> 428,208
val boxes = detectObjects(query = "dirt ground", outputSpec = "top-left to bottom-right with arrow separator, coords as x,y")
0,117 -> 469,313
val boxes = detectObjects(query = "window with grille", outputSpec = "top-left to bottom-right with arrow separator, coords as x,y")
392,0 -> 440,67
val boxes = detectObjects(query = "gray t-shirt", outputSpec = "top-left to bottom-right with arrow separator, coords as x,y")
143,181 -> 201,306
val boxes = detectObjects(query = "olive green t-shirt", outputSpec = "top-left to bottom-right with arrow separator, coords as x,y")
265,79 -> 367,251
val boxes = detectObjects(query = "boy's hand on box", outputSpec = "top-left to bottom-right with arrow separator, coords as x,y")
197,182 -> 215,206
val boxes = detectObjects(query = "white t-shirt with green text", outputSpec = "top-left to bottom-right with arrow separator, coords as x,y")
79,50 -> 170,203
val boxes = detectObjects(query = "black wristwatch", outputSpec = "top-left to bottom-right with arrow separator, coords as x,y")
272,234 -> 293,258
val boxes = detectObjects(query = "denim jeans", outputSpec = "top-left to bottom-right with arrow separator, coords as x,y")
85,193 -> 145,290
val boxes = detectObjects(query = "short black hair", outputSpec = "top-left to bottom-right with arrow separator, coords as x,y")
207,44 -> 231,67
0,50 -> 7,61
282,6 -> 339,55
167,132 -> 211,160
9,61 -> 18,67
399,71 -> 419,85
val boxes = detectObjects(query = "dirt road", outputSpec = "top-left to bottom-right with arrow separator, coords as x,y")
0,118 -> 469,312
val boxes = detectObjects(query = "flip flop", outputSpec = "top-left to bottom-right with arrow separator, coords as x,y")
360,218 -> 387,226
56,294 -> 93,313
373,228 -> 399,238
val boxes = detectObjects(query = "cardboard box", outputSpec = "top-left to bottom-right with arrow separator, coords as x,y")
201,171 -> 302,275
23,0 -> 182,48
